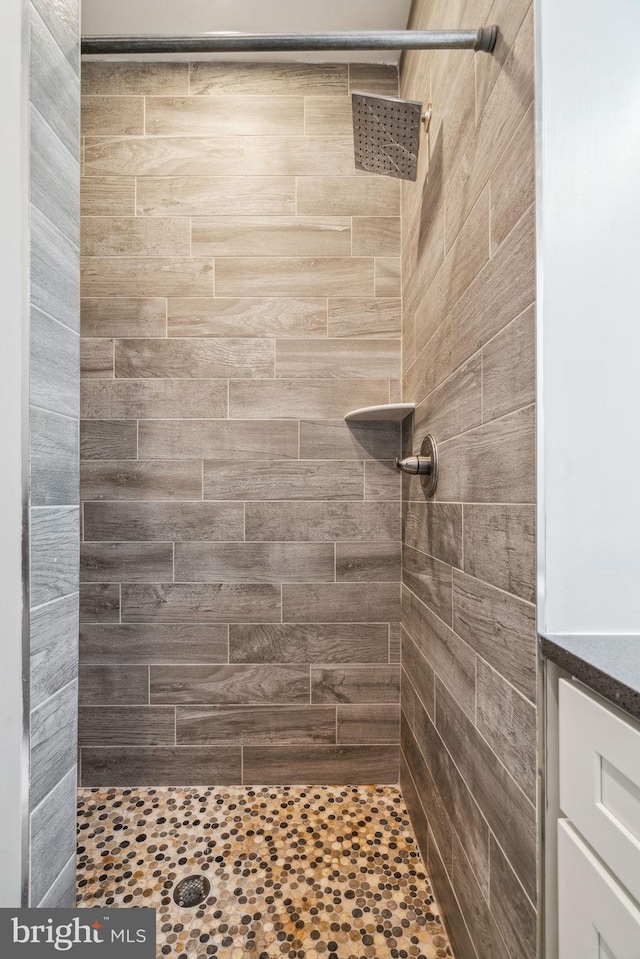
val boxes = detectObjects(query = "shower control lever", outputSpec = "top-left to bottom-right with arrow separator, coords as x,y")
395,434 -> 438,497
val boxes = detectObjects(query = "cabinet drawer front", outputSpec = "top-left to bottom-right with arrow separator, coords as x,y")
559,679 -> 640,903
558,820 -> 640,958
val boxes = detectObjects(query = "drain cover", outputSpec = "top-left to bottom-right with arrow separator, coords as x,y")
173,875 -> 211,908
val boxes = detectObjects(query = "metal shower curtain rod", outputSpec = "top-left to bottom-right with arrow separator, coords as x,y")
81,27 -> 498,57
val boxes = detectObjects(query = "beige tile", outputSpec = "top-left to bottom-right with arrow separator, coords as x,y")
299,419 -> 400,461
328,298 -> 401,338
81,217 -> 191,257
81,177 -> 135,216
482,305 -> 535,423
375,258 -> 402,297
81,298 -> 167,338
175,542 -> 335,584
243,136 -> 356,176
475,0 -> 532,121
190,62 -> 349,96
283,583 -> 401,623
81,97 -> 144,136
204,460 -> 364,502
138,419 -> 298,461
364,460 -> 402,500
336,542 -> 402,582
115,338 -> 273,379
463,504 -> 536,604
80,420 -> 136,460
81,461 -> 203,501
81,338 -> 113,378
245,502 -> 400,542
81,257 -> 213,297
81,379 -> 228,420
122,583 -> 282,624
82,62 -> 189,95
84,502 -> 244,543
297,176 -> 400,216
275,338 -> 400,379
352,217 -> 401,257
167,298 -> 326,338
136,176 -> 296,217
402,544 -> 453,626
216,257 -> 374,298
229,379 -> 389,419
349,63 -> 399,96
305,97 -> 354,136
84,136 -> 246,177
413,354 -> 483,442
490,104 -> 535,252
192,216 -> 351,257
145,96 -> 305,136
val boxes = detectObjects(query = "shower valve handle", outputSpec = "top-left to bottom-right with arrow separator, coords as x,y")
395,434 -> 439,497
395,455 -> 431,475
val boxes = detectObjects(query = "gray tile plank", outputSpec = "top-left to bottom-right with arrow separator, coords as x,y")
115,338 -> 274,378
401,635 -> 435,720
80,746 -> 242,787
414,354 -> 482,443
80,542 -> 174,583
167,296 -> 326,338
228,379 -> 390,420
299,419 -> 401,461
84,502 -> 244,542
31,507 -> 79,607
150,664 -> 310,705
121,583 -> 282,624
175,542 -> 335,584
30,680 -> 77,808
79,665 -> 149,706
30,104 -> 79,241
81,379 -> 228,419
335,542 -> 401,582
81,298 -> 167,338
311,666 -> 400,704
246,502 -> 401,542
31,307 -> 78,419
284,583 -> 401,624
488,835 -> 537,959
176,705 -> 335,745
78,706 -> 176,746
450,835 -> 512,959
229,624 -> 389,665
31,0 -> 79,73
138,420 -> 298,461
31,594 -> 78,709
402,545 -> 453,626
31,206 -> 79,332
30,4 -> 79,154
327,298 -> 402,338
79,583 -> 120,624
242,745 -> 399,785
81,338 -> 114,378
81,461 -> 203,501
364,460 -> 401,501
80,420 -> 137,460
403,502 -> 463,567
204,460 -> 364,502
275,339 -> 400,379
463,504 -> 536,603
482,305 -> 535,423
79,624 -> 228,665
82,62 -> 189,95
31,408 -> 79,506
37,854 -> 76,908
30,769 -> 77,905
336,704 -> 400,743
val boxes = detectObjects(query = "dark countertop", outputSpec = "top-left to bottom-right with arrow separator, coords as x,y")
540,634 -> 640,721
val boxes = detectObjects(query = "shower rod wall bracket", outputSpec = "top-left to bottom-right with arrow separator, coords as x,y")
81,27 -> 499,57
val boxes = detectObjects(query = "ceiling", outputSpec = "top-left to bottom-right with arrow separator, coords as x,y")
81,0 -> 415,63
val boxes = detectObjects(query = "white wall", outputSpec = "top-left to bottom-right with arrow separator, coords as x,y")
537,0 -> 640,633
0,0 -> 28,907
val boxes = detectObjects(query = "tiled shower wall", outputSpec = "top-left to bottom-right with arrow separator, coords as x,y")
28,0 -> 80,905
399,2 -> 537,959
78,61 -> 403,786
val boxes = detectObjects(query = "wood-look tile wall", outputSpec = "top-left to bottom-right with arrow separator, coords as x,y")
79,61 -> 402,787
400,3 -> 536,958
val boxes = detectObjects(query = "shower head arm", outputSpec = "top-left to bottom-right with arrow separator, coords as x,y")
81,27 -> 498,57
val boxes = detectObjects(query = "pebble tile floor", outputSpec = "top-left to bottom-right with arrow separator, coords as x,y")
77,786 -> 453,959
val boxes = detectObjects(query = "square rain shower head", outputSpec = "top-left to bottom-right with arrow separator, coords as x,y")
352,92 -> 423,181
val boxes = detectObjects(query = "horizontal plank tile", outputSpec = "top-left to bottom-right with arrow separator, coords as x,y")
175,543 -> 335,584
275,338 -> 400,379
463,504 -> 536,604
229,379 -> 389,420
216,257 -> 374,298
311,666 -> 400,704
482,305 -> 535,423
115,338 -> 273,378
145,96 -> 305,136
176,705 -> 335,745
349,63 -> 398,96
85,135 -> 246,177
31,408 -> 78,507
84,502 -> 244,543
79,665 -> 148,705
81,379 -> 228,419
242,744 -> 399,785
78,706 -> 175,746
299,419 -> 401,460
375,257 -> 402,297
304,98 -> 353,136
243,136 -> 355,176
82,62 -> 189,96
150,664 -> 309,704
167,297 -> 326,338
364,460 -> 401,500
245,502 -> 400,542
30,682 -> 77,808
31,594 -> 78,709
31,507 -> 79,607
402,545 -> 453,626
352,217 -> 402,257
191,62 -> 348,96
436,406 -> 535,504
138,419 -> 298,460
335,542 -> 401,582
336,704 -> 400,743
81,338 -> 113,378
137,176 -> 295,216
80,746 -> 241,786
283,583 -> 401,623
328,298 -> 401,338
413,353 -> 482,442
228,623 -> 389,664
203,460 -> 363,501
297,176 -> 400,216
81,177 -> 136,216
403,502 -> 463,567
81,257 -> 213,297
81,96 -> 144,135
80,461 -> 203,501
80,542 -> 174,583
453,569 -> 536,702
80,420 -> 136,459
81,298 -> 167,338
121,583 -> 282,624
79,624 -> 228,665
192,216 -> 351,256
81,216 -> 190,257
79,583 -> 120,624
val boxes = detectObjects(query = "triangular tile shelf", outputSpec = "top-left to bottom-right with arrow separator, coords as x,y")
343,403 -> 415,422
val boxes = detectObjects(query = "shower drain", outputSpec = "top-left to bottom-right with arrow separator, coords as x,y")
173,875 -> 211,908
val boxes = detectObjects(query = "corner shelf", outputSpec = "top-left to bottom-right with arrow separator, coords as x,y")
343,403 -> 415,422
